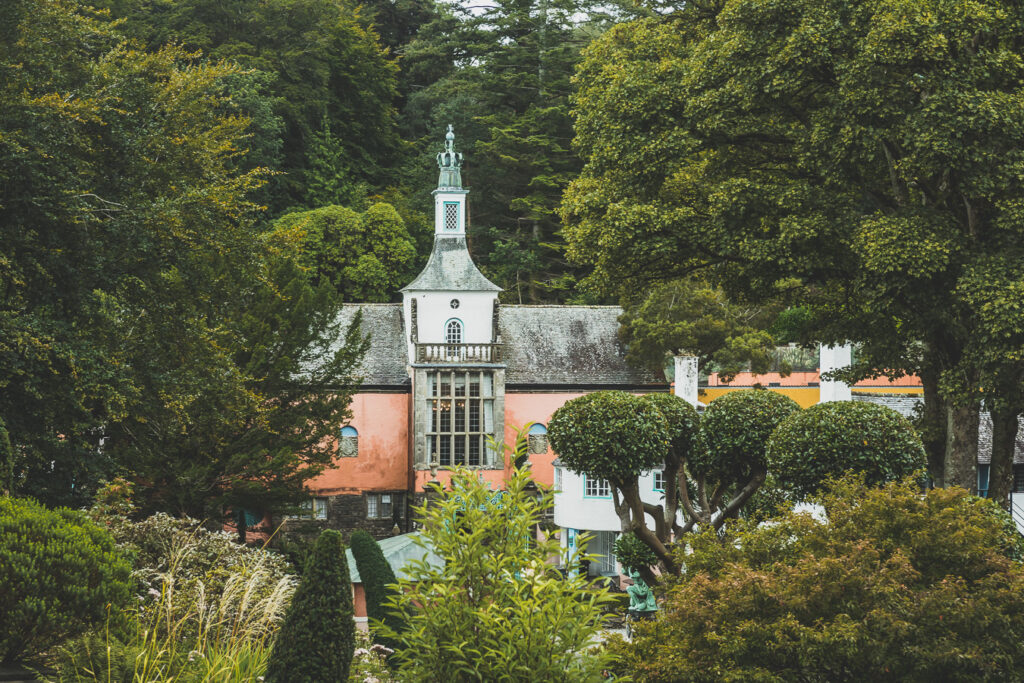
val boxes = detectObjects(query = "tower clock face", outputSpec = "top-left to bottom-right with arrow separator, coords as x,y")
450,299 -> 460,309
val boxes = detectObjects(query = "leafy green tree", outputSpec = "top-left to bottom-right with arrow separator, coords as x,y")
0,0 -> 367,520
381,467 -> 616,681
548,392 -> 677,578
0,497 -> 131,665
613,532 -> 659,574
619,278 -> 781,379
266,529 -> 355,683
768,401 -> 926,499
349,530 -> 403,651
270,202 -> 418,302
617,476 -> 1024,682
93,0 -> 401,213
562,0 -> 1024,490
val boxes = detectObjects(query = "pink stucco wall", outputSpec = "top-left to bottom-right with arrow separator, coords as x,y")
411,391 -> 588,490
309,392 -> 410,494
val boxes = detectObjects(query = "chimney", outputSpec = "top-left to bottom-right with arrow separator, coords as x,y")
819,343 -> 852,402
673,356 -> 699,407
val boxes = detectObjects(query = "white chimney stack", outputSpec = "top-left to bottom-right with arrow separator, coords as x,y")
673,356 -> 699,407
818,343 -> 852,403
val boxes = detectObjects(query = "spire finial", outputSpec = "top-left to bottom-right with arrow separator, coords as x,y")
436,125 -> 463,189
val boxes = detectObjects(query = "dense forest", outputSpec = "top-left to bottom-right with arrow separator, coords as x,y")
87,0 -> 643,303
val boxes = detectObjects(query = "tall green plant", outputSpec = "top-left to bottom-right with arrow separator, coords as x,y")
265,530 -> 355,682
0,497 -> 131,665
348,531 -> 402,651
381,467 -> 616,681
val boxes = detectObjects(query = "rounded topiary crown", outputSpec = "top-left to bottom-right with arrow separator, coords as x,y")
767,400 -> 926,498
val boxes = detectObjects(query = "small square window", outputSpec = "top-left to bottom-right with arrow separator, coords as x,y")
584,476 -> 611,498
287,497 -> 328,520
367,493 -> 398,519
653,470 -> 665,492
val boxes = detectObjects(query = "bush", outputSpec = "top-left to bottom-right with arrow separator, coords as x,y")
768,400 -> 927,498
548,391 -> 670,482
382,467 -> 616,681
0,497 -> 131,664
265,529 -> 354,682
692,389 -> 801,483
349,530 -> 403,650
623,476 -> 1024,682
613,533 -> 659,573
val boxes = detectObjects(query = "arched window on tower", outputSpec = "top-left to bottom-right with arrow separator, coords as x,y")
445,319 -> 463,345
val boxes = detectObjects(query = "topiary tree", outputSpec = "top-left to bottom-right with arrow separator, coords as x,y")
265,529 -> 354,682
767,401 -> 926,499
617,475 -> 1024,681
548,391 -> 675,575
0,497 -> 132,664
349,530 -> 403,651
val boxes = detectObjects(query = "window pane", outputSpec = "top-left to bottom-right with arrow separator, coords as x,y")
314,498 -> 328,520
367,495 -> 378,518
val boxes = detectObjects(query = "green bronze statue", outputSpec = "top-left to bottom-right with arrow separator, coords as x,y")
626,569 -> 657,613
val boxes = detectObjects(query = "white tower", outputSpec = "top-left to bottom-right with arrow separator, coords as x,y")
401,126 -> 502,363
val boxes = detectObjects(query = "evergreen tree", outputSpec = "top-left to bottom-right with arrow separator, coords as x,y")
398,0 -> 639,302
349,530 -> 403,650
266,529 -> 355,682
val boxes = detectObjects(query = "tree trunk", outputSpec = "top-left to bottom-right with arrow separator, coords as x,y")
945,402 -> 980,492
989,408 -> 1020,509
919,366 -> 947,486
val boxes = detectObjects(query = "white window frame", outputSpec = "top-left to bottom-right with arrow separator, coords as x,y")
367,492 -> 395,519
287,497 -> 328,521
443,201 -> 460,231
426,370 -> 495,468
584,475 -> 611,498
445,319 -> 463,345
653,470 -> 665,492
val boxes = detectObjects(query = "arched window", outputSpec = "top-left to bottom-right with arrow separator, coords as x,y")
528,423 -> 548,454
445,319 -> 463,344
340,425 -> 358,457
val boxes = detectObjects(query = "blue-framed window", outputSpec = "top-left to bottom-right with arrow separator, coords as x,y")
653,470 -> 665,492
584,475 -> 611,498
340,425 -> 358,457
978,463 -> 991,498
528,423 -> 548,454
443,201 -> 460,231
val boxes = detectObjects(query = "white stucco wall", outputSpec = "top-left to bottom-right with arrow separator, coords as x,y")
553,467 -> 677,532
819,343 -> 853,402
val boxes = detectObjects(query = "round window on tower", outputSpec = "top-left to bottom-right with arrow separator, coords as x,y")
450,299 -> 460,309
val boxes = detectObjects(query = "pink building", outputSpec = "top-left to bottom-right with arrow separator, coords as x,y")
284,128 -> 664,538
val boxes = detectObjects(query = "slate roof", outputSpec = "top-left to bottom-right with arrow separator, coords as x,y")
498,305 -> 663,387
854,394 -> 1024,465
332,304 -> 409,387
401,236 -> 501,292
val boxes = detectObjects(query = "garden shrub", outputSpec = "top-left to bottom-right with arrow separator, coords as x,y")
382,468 -> 616,681
0,497 -> 131,664
623,476 -> 1024,682
613,532 -> 659,573
349,530 -> 403,650
548,391 -> 670,482
692,389 -> 801,483
768,400 -> 926,498
266,529 -> 355,682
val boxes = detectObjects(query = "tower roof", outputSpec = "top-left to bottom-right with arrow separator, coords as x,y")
400,236 -> 501,292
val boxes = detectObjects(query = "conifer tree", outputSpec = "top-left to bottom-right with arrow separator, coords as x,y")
265,530 -> 355,682
349,530 -> 403,650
